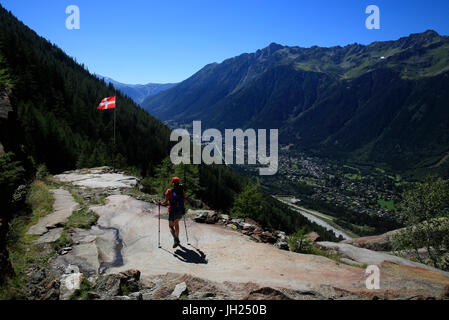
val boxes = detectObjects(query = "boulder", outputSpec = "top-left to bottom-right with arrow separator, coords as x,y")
129,292 -> 143,300
306,232 -> 321,243
119,269 -> 141,281
205,211 -> 218,224
274,239 -> 290,251
342,229 -> 400,251
95,274 -> 122,297
260,232 -> 277,244
192,210 -> 218,224
274,231 -> 287,241
60,266 -> 84,300
171,282 -> 188,298
240,222 -> 254,231
230,219 -> 243,228
95,269 -> 141,298
41,279 -> 60,300
244,218 -> 262,229
111,292 -> 143,300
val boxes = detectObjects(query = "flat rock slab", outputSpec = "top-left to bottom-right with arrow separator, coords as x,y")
34,228 -> 63,244
54,172 -> 138,189
86,195 -> 449,299
27,189 -> 79,236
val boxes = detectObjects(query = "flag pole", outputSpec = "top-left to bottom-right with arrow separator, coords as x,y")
113,94 -> 117,171
114,98 -> 116,145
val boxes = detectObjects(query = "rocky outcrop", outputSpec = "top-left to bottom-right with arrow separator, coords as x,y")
95,269 -> 141,299
192,210 -> 218,224
21,169 -> 449,300
316,241 -> 449,277
192,211 -> 290,248
342,229 -> 401,251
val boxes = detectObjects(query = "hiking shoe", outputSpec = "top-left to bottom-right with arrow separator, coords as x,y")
173,237 -> 180,248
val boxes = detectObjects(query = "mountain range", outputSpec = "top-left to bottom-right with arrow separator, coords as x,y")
97,75 -> 177,104
143,30 -> 449,176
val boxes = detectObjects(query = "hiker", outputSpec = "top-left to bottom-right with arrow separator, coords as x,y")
160,177 -> 186,248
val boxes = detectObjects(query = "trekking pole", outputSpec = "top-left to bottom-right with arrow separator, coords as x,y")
183,214 -> 190,245
158,202 -> 161,248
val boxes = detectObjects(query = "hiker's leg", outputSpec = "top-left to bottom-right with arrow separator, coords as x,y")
169,220 -> 176,238
174,219 -> 180,240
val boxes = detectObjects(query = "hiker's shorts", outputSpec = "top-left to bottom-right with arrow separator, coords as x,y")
168,212 -> 184,222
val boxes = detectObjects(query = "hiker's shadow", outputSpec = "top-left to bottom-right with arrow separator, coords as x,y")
173,245 -> 208,264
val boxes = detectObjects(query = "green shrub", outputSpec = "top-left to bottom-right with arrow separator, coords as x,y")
392,176 -> 449,270
230,184 -> 261,219
71,278 -> 94,300
287,228 -> 314,254
36,164 -> 49,180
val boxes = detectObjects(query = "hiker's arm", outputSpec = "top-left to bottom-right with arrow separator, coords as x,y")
160,192 -> 169,206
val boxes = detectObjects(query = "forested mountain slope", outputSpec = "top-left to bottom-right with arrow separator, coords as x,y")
143,31 -> 449,174
0,5 -> 171,176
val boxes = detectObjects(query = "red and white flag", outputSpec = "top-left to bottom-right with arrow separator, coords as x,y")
97,96 -> 116,110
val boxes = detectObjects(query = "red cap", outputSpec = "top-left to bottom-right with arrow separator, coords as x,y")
171,177 -> 180,183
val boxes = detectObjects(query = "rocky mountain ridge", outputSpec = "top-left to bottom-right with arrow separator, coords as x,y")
143,30 -> 449,175
97,75 -> 177,104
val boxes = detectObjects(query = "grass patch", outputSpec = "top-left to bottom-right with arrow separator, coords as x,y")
69,188 -> 107,207
310,246 -> 344,263
65,208 -> 99,230
52,230 -> 73,251
70,278 -> 94,300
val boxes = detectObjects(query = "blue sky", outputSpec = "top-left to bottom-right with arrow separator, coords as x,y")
1,0 -> 449,84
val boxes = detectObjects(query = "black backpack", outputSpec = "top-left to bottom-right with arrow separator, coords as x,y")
171,184 -> 185,215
